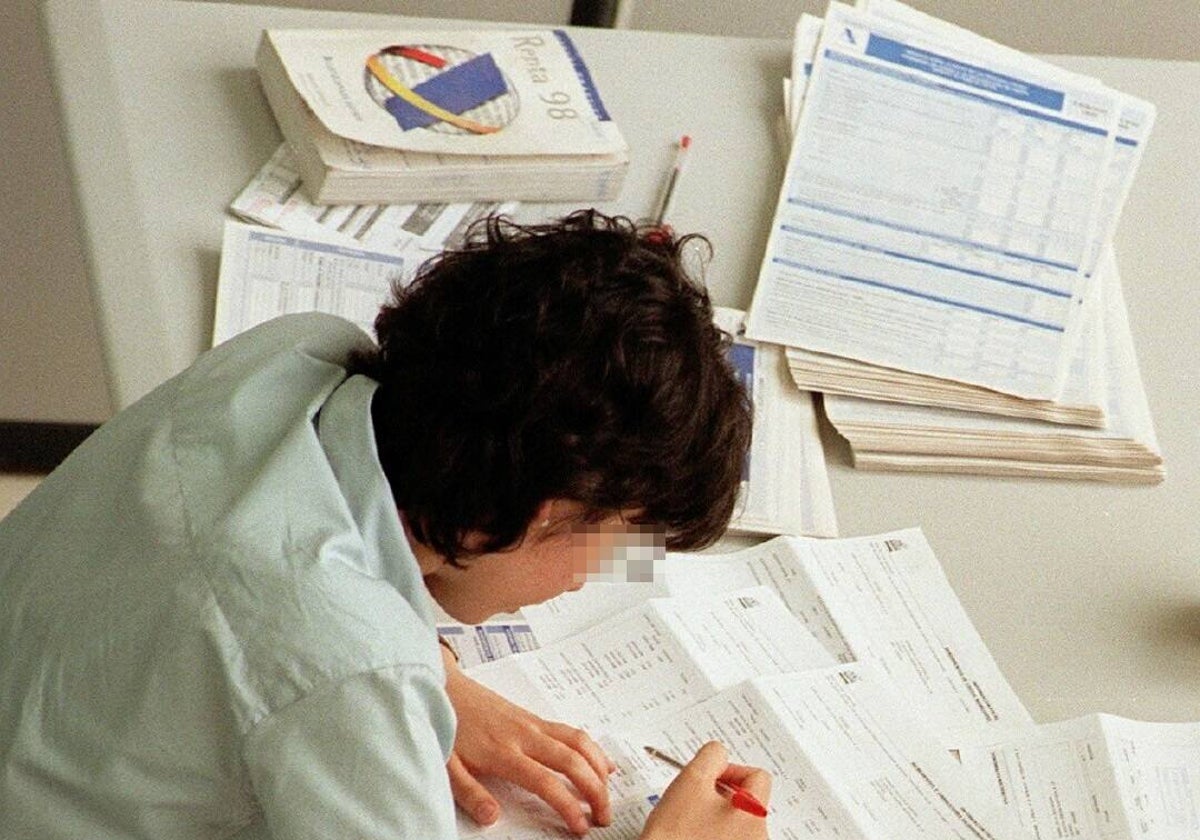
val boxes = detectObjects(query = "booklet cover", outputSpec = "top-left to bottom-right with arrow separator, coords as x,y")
261,28 -> 627,157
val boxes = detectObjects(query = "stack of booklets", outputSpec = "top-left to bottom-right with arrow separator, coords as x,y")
747,0 -> 1162,482
438,528 -> 1200,839
255,28 -> 628,204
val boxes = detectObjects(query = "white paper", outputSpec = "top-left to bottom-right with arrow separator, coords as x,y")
612,665 -> 1031,839
467,586 -> 835,733
229,143 -> 516,255
714,307 -> 838,538
666,529 -> 1034,746
960,714 -> 1200,840
213,220 -> 410,344
662,540 -> 855,665
749,2 -> 1126,400
521,527 -> 1031,748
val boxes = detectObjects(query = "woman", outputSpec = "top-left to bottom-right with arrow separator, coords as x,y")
0,211 -> 768,839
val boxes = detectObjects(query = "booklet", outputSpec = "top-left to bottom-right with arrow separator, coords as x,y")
255,28 -> 629,203
260,29 -> 626,157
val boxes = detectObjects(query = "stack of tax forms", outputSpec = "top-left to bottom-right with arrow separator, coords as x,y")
747,0 -> 1162,482
255,28 -> 628,204
712,307 -> 838,538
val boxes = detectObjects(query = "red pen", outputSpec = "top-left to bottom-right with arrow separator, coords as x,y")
652,135 -> 691,227
643,745 -> 768,818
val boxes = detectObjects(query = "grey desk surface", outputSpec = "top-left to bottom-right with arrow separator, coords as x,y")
46,0 -> 1200,723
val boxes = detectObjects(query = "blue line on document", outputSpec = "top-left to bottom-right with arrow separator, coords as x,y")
823,50 -> 1110,138
770,255 -> 1065,332
780,224 -> 1072,298
247,230 -> 406,266
784,197 -> 1080,273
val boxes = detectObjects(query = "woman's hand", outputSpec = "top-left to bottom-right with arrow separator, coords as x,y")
639,741 -> 772,840
440,647 -> 615,836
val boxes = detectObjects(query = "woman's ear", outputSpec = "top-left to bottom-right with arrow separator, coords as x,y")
533,499 -> 555,531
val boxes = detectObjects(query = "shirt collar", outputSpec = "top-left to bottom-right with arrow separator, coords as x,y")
316,374 -> 437,627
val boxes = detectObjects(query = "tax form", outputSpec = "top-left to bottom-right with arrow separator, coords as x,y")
603,665 -> 1030,840
230,143 -> 514,256
749,2 -> 1124,399
466,586 -> 835,733
664,530 -> 1034,747
436,620 -> 539,669
713,307 -> 838,539
783,252 -> 1108,425
858,0 -> 1155,277
821,245 -> 1163,480
523,529 -> 1033,747
515,579 -> 669,647
959,715 -> 1200,839
213,220 -> 410,344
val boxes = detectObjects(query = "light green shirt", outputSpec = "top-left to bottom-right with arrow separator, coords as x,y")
0,314 -> 457,839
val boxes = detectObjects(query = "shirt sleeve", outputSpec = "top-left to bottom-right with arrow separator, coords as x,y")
242,664 -> 458,840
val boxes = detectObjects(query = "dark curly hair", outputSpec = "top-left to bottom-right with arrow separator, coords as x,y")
348,209 -> 752,564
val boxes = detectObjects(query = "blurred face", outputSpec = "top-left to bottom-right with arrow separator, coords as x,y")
421,501 -> 660,624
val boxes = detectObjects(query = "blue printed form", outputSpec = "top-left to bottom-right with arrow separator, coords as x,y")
437,621 -> 537,668
747,3 -> 1132,401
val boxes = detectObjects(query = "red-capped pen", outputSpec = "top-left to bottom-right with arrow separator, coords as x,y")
652,135 -> 691,227
643,745 -> 768,819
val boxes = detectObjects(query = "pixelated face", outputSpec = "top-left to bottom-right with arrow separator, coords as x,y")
424,502 -> 665,624
568,520 -> 665,586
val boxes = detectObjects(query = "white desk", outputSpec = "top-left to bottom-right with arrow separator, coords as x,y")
46,0 -> 1200,724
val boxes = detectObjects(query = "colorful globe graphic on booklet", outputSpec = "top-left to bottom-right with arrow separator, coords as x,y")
364,44 -> 520,136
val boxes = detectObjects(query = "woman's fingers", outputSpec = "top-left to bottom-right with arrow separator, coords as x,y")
443,668 -> 616,833
499,752 -> 595,835
718,762 -> 773,801
546,720 -> 617,778
527,730 -> 612,826
675,740 -> 728,788
639,742 -> 773,840
446,752 -> 500,826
